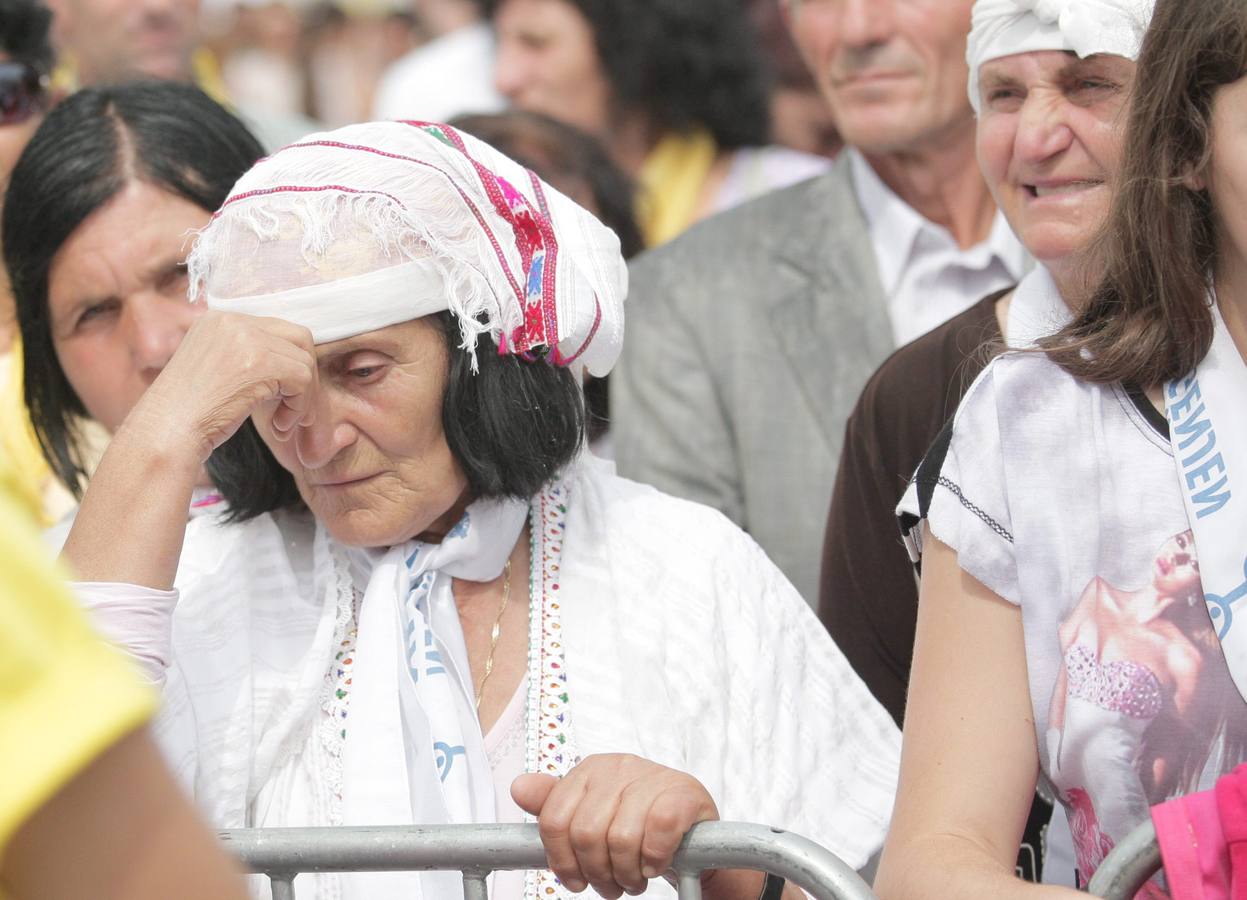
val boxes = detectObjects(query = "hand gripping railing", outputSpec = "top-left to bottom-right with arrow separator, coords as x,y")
218,821 -> 878,900
1085,819 -> 1162,900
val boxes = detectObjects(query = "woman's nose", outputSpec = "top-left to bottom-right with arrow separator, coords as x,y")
127,292 -> 199,384
293,391 -> 358,472
493,42 -> 530,100
1015,95 -> 1074,164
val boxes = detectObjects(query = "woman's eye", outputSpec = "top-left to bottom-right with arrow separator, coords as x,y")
350,366 -> 381,379
986,89 -> 1023,109
76,299 -> 120,330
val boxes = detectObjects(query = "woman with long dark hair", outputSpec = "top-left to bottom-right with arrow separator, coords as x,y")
5,80 -> 264,512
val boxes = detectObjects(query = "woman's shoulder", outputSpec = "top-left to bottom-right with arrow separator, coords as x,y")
952,349 -> 1113,435
561,455 -> 806,625
566,455 -> 768,554
176,506 -> 311,586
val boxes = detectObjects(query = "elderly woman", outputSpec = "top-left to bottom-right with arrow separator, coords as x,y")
820,0 -> 1154,884
62,121 -> 899,900
875,0 -> 1247,897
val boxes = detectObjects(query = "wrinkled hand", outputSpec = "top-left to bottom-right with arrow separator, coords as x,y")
511,753 -> 719,898
130,311 -> 317,463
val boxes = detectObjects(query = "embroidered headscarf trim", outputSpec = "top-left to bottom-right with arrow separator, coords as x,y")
188,121 -> 627,376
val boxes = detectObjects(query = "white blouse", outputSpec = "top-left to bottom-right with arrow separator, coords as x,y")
73,456 -> 901,899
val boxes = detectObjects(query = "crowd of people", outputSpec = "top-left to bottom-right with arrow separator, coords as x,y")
4,0 -> 1247,899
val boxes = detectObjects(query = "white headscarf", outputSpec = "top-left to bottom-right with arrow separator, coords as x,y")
188,120 -> 628,377
967,0 -> 1156,113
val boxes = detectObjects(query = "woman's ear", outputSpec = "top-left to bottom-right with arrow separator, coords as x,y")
1181,159 -> 1208,192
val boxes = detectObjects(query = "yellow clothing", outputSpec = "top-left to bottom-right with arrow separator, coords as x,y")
0,487 -> 155,857
52,47 -> 229,106
636,128 -> 719,248
0,345 -> 52,526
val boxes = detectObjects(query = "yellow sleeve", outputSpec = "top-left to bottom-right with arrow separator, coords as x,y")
0,489 -> 156,856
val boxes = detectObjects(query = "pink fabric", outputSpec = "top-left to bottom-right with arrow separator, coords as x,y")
1217,765 -> 1247,900
1151,764 -> 1247,900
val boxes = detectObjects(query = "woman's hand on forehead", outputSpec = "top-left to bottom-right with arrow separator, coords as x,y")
130,310 -> 319,464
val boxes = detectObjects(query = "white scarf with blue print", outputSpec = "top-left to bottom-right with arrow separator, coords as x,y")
339,494 -> 529,898
1166,300 -> 1247,704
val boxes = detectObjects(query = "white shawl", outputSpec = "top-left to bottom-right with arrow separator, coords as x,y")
77,457 -> 901,898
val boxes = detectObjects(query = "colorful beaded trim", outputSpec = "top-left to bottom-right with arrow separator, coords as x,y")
524,481 -> 580,899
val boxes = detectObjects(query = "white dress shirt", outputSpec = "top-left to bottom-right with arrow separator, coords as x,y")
848,148 -> 1029,346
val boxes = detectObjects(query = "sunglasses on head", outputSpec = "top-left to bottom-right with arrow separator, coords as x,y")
0,62 -> 46,127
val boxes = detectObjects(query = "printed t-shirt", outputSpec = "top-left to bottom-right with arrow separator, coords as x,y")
0,488 -> 155,857
900,351 -> 1247,893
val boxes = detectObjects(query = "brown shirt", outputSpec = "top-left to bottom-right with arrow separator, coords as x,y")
818,290 -> 1006,726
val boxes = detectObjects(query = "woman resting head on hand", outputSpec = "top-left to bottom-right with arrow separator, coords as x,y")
64,119 -> 901,900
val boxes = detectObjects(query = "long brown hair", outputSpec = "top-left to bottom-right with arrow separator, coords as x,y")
1041,0 -> 1247,387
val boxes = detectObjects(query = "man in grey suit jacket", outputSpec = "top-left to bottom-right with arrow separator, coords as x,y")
612,0 -> 1027,602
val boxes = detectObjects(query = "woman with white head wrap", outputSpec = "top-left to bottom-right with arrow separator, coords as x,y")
865,1 -> 1197,899
59,120 -> 900,900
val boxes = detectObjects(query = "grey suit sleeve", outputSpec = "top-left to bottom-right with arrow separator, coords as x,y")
611,254 -> 747,529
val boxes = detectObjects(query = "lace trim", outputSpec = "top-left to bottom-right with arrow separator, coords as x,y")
318,548 -> 362,825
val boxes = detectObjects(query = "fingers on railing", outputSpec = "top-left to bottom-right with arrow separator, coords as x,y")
223,821 -> 877,900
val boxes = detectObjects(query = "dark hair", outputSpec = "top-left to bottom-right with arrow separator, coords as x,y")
487,0 -> 770,149
0,0 -> 54,75
207,311 -> 587,522
1040,0 -> 1247,387
5,81 -> 265,496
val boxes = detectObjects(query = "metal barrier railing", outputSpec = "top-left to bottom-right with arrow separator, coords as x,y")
1085,819 -> 1162,900
219,821 -> 877,900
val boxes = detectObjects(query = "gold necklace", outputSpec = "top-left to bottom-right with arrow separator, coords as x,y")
475,558 -> 511,710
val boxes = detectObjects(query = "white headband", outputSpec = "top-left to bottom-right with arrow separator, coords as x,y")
967,0 -> 1155,113
205,260 -> 447,345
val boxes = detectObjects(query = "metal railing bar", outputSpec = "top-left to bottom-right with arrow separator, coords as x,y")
269,873 -> 297,900
1085,819 -> 1161,900
676,870 -> 703,899
462,871 -> 490,900
218,822 -> 876,900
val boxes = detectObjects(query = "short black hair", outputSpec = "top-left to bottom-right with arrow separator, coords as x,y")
207,311 -> 587,522
451,109 -> 639,443
0,0 -> 54,75
5,81 -> 265,496
488,0 -> 771,149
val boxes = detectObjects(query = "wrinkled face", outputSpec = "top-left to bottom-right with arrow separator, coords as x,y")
1152,530 -> 1202,600
49,0 -> 199,84
47,180 -> 206,432
976,51 -> 1134,274
1204,76 -> 1247,293
492,0 -> 615,139
252,318 -> 469,548
783,0 -> 976,154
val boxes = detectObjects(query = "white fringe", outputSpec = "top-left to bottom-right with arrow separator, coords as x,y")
187,162 -> 531,372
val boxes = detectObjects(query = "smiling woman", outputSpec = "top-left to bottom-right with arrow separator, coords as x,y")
59,119 -> 901,900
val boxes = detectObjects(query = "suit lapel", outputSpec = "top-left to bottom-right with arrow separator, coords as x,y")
766,159 -> 893,446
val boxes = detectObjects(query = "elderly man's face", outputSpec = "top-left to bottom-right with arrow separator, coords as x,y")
48,0 -> 199,85
253,317 -> 471,549
784,0 -> 975,155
